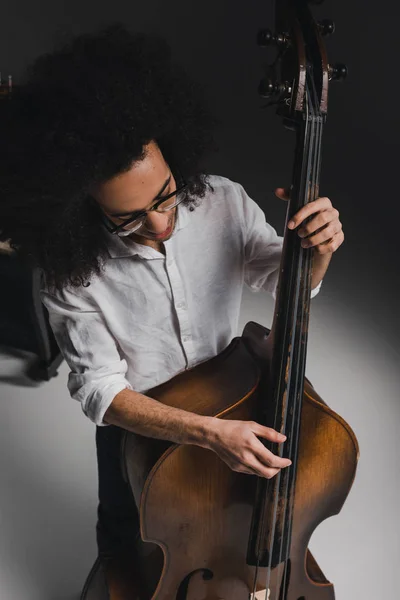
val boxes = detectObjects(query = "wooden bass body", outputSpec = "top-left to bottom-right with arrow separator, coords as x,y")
118,323 -> 359,599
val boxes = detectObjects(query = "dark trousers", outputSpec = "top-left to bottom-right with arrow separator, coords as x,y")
95,425 -> 140,557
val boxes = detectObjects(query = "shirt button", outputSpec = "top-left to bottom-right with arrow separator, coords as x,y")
182,335 -> 191,343
176,302 -> 186,310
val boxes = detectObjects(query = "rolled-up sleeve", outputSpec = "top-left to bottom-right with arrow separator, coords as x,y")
238,183 -> 321,299
40,288 -> 133,426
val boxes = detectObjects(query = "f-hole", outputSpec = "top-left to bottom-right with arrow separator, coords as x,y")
176,568 -> 214,599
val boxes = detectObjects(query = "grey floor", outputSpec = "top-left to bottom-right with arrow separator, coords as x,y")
0,286 -> 398,600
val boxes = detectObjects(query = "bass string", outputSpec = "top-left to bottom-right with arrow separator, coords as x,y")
276,74 -> 325,600
269,86 -> 312,600
249,160 -> 308,598
250,52 -> 326,600
252,7 -> 327,598
252,91 -> 313,600
269,73 -> 324,600
259,254 -> 307,600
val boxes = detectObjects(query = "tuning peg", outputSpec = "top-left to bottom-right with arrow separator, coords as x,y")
257,29 -> 273,47
328,63 -> 348,81
257,29 -> 289,49
258,77 -> 277,98
318,19 -> 335,36
258,77 -> 291,99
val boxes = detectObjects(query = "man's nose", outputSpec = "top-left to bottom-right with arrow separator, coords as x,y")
144,210 -> 171,233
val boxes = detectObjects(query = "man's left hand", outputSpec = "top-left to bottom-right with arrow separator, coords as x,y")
275,187 -> 344,255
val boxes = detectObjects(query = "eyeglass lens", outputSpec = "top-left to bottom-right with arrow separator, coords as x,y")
118,192 -> 183,232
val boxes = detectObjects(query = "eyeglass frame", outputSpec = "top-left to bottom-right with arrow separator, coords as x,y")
91,169 -> 188,235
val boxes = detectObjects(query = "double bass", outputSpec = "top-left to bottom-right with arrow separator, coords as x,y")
110,1 -> 360,598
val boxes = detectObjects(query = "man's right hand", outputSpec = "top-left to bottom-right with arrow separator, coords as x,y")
106,389 -> 291,480
205,418 -> 292,479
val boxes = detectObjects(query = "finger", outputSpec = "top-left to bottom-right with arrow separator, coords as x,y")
245,458 -> 284,479
253,443 -> 292,469
312,230 -> 345,254
250,422 -> 287,443
297,208 -> 340,238
288,197 -> 333,229
300,222 -> 342,248
274,187 -> 291,201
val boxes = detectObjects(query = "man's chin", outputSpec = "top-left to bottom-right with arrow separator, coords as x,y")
132,221 -> 175,244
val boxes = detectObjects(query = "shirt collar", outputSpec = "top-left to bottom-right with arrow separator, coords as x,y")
104,202 -> 190,259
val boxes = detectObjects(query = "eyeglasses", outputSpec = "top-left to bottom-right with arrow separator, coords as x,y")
97,172 -> 187,235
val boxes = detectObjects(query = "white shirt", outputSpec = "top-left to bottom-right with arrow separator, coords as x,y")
40,175 -> 321,426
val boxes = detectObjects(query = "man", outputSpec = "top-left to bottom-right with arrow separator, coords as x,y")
0,24 -> 343,595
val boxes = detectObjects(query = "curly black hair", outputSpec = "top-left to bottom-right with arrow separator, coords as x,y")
0,24 -> 218,293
